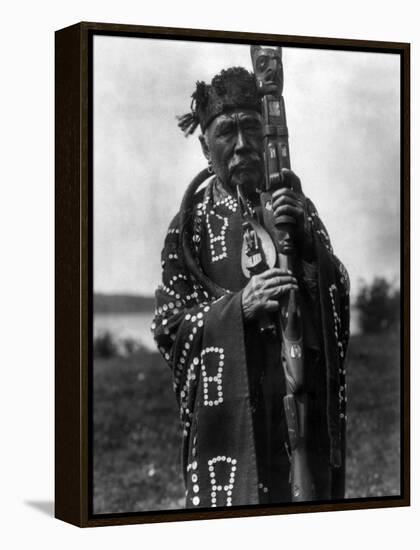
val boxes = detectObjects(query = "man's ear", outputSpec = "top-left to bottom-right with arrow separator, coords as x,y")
199,134 -> 210,161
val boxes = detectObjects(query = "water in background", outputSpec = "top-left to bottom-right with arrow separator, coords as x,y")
95,306 -> 360,353
94,312 -> 156,351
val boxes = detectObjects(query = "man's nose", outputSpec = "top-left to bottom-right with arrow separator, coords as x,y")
234,128 -> 249,153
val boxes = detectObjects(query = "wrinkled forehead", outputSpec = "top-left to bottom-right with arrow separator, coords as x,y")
207,109 -> 262,131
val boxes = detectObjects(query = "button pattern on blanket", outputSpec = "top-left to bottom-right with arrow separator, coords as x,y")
206,211 -> 229,263
201,347 -> 224,407
208,456 -> 237,507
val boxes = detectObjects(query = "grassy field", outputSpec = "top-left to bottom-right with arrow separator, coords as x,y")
345,328 -> 401,498
93,350 -> 185,513
93,327 -> 401,513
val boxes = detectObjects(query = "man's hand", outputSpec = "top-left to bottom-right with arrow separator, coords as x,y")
271,169 -> 314,261
241,268 -> 298,322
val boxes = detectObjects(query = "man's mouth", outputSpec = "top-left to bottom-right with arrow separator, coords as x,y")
230,159 -> 261,174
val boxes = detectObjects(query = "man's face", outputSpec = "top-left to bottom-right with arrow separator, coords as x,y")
202,109 -> 264,197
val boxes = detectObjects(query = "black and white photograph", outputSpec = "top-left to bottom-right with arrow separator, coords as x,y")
4,0 -> 420,544
92,33 -> 402,515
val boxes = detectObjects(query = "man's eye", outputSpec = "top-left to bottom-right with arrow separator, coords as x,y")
243,122 -> 261,132
217,125 -> 234,136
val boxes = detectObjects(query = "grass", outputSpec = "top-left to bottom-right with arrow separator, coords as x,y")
345,327 -> 401,498
93,327 -> 401,513
93,351 -> 185,513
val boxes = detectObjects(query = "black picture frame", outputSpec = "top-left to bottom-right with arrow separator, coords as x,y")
55,21 -> 410,527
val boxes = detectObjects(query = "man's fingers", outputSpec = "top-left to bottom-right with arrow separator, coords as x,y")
264,285 -> 298,299
273,204 -> 302,220
263,275 -> 297,289
259,283 -> 299,302
273,283 -> 299,296
280,168 -> 303,194
272,187 -> 298,201
259,267 -> 292,280
259,283 -> 299,300
272,193 -> 303,210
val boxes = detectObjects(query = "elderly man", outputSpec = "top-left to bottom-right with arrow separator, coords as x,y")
152,67 -> 350,508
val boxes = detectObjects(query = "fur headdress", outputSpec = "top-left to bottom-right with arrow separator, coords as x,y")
177,67 -> 260,136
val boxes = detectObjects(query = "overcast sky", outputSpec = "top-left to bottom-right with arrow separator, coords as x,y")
93,36 -> 400,298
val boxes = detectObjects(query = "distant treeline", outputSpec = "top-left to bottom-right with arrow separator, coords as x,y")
355,277 -> 400,333
94,293 -> 155,314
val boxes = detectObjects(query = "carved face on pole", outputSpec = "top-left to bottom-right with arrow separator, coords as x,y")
277,222 -> 296,256
251,45 -> 284,95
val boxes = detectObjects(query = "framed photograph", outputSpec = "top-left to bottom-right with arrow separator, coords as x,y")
55,22 -> 410,527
